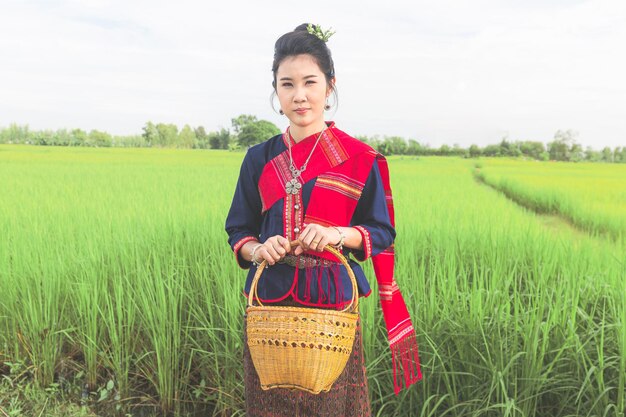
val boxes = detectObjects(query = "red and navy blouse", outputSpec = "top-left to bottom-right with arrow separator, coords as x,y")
225,132 -> 395,308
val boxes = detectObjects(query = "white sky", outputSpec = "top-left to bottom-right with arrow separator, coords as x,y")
1,0 -> 625,149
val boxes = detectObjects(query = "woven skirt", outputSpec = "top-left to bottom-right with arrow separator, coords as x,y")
243,301 -> 371,417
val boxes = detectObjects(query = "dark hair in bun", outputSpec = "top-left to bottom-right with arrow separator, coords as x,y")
271,23 -> 336,91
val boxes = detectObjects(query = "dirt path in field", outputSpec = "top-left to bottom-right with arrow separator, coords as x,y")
472,168 -> 611,242
533,213 -> 592,239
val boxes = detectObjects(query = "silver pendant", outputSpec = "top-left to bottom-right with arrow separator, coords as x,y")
285,178 -> 302,194
290,167 -> 302,178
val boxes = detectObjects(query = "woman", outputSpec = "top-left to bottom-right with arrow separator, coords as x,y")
225,23 -> 422,416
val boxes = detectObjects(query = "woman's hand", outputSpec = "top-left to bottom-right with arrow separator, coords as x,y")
252,235 -> 292,266
294,223 -> 341,255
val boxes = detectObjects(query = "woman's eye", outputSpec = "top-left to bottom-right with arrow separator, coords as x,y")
306,80 -> 316,85
281,83 -> 292,87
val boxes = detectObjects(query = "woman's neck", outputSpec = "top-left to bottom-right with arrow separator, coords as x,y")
289,121 -> 327,143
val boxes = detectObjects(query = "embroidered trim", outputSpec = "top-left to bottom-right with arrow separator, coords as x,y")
379,278 -> 399,301
319,128 -> 349,166
389,322 -> 415,345
278,254 -> 339,269
284,193 -> 292,240
295,192 -> 303,237
233,236 -> 259,269
288,296 -> 353,309
302,214 -> 332,228
316,173 -> 364,200
242,268 -> 374,306
243,266 -> 299,304
353,225 -> 372,261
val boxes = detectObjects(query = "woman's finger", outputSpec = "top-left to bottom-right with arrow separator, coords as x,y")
301,230 -> 318,250
257,248 -> 273,265
266,244 -> 282,262
257,246 -> 276,265
278,236 -> 291,253
264,236 -> 286,259
314,235 -> 330,252
271,240 -> 286,257
296,229 -> 311,250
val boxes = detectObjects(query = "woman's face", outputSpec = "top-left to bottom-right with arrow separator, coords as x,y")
275,54 -> 334,133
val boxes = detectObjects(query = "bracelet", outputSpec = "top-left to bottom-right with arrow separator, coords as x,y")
331,226 -> 345,250
249,243 -> 265,268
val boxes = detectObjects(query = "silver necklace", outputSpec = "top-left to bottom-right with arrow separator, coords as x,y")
285,126 -> 327,194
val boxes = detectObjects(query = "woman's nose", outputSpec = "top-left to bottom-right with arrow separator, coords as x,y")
293,87 -> 306,102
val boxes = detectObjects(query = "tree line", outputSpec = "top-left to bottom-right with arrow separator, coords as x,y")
357,129 -> 626,163
0,115 -> 279,151
1,119 -> 624,163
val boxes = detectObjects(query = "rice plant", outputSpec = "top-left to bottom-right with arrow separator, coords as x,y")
0,145 -> 623,416
475,158 -> 626,244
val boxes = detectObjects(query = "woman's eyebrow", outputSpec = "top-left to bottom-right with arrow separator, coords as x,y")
279,75 -> 318,81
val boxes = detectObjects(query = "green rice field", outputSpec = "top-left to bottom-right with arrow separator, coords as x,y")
475,158 -> 626,243
1,144 -> 625,416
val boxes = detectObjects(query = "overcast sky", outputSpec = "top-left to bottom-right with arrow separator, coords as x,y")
1,0 -> 625,148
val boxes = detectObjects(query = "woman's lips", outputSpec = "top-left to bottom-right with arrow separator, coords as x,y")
295,108 -> 309,115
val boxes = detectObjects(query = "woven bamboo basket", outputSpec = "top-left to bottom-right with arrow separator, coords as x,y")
246,240 -> 359,394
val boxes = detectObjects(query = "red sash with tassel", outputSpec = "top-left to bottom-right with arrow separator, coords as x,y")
257,122 -> 422,394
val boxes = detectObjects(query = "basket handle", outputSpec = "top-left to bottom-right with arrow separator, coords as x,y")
247,240 -> 359,313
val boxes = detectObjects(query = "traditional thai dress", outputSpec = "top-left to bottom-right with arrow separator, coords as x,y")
225,121 -> 422,417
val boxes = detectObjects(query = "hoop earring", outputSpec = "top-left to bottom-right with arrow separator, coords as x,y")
270,90 -> 284,115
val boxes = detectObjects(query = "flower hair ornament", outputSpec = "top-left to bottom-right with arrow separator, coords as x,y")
307,23 -> 335,42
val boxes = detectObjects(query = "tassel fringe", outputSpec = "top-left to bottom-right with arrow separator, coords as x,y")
390,332 -> 422,395
302,263 -> 345,306
304,260 -> 312,302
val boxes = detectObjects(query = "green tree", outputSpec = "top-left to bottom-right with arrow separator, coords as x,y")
217,128 -> 231,149
238,120 -> 280,148
231,114 -> 258,134
142,121 -> 159,147
469,144 -> 481,158
613,147 -> 623,163
483,144 -> 501,157
208,131 -> 220,149
194,126 -> 209,149
70,128 -> 87,146
570,142 -> 584,162
548,129 -> 579,161
509,143 -> 522,157
156,123 -> 178,147
601,146 -> 613,162
178,124 -> 196,149
584,147 -> 599,162
438,144 -> 451,156
519,141 -> 545,159
208,128 -> 231,149
53,129 -> 72,146
499,138 -> 512,156
32,130 -> 54,145
114,135 -> 146,147
0,123 -> 30,144
548,140 -> 569,161
379,136 -> 407,155
407,139 -> 422,155
451,143 -> 467,157
87,130 -> 112,147
357,135 -> 382,151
